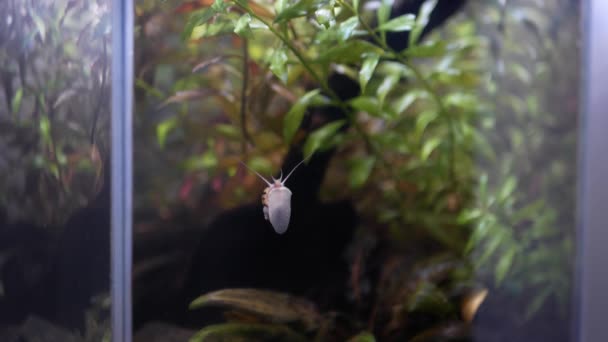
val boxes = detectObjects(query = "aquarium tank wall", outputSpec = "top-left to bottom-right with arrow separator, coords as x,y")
2,0 -> 606,341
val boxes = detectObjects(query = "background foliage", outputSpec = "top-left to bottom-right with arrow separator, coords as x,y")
0,0 -> 110,226
131,0 -> 579,340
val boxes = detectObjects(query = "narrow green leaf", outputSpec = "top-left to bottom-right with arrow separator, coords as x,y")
377,74 -> 399,105
457,208 -> 483,224
348,331 -> 376,342
315,8 -> 334,28
337,16 -> 360,41
156,117 -> 177,148
410,0 -> 437,46
420,136 -> 441,161
377,0 -> 392,27
317,40 -> 383,64
303,120 -> 346,157
189,323 -> 308,342
212,0 -> 229,12
190,18 -> 234,40
182,8 -> 217,40
495,247 -> 516,285
349,156 -> 376,188
403,40 -> 446,57
234,13 -> 252,37
39,116 -> 51,145
349,96 -> 381,117
189,289 -> 320,327
476,229 -> 504,266
377,0 -> 392,43
274,0 -> 325,23
498,177 -> 517,203
465,217 -> 492,253
283,89 -> 322,143
359,53 -> 380,93
270,46 -> 289,83
11,88 -> 23,115
215,123 -> 240,139
183,150 -> 218,171
415,110 -> 437,139
392,90 -> 426,114
31,12 -> 46,41
353,0 -> 360,12
524,288 -> 552,320
275,0 -> 288,14
378,14 -> 415,32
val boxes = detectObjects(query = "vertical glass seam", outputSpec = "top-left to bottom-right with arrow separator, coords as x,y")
111,0 -> 134,341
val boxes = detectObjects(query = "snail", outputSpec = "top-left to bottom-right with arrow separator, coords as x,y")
240,157 -> 309,234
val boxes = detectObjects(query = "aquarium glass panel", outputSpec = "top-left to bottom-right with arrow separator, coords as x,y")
0,0 -> 111,340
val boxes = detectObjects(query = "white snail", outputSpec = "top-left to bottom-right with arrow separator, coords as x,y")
241,157 -> 309,234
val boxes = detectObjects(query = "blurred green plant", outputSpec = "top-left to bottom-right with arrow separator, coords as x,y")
0,0 -> 110,226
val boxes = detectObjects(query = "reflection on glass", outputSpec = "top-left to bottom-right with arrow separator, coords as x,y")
132,1 -> 579,341
0,0 -> 111,340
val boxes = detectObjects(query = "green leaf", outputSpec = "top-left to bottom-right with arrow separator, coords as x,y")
353,0 -> 360,12
377,0 -> 392,27
283,89 -> 323,143
315,8 -> 334,28
213,0 -> 229,11
406,282 -> 452,316
156,117 -> 177,148
524,288 -> 552,320
192,17 -> 235,39
403,40 -> 446,57
270,46 -> 289,83
445,92 -> 477,110
348,331 -> 376,342
215,123 -> 240,139
275,0 -> 288,14
349,156 -> 376,188
376,74 -> 399,105
349,96 -> 381,117
377,0 -> 392,43
183,150 -> 218,171
11,88 -> 23,115
415,110 -> 437,139
274,0 -> 325,23
317,40 -> 383,65
410,0 -> 437,46
247,156 -> 274,176
234,13 -> 252,37
378,14 -> 415,32
498,177 -> 517,203
495,247 -> 516,285
182,8 -> 217,40
359,53 -> 380,93
189,323 -> 308,342
189,288 -> 320,329
337,16 -> 360,41
457,208 -> 483,224
511,62 -> 531,84
420,137 -> 441,161
303,120 -> 346,157
39,116 -> 51,145
31,11 -> 46,41
476,229 -> 504,266
392,90 -> 426,114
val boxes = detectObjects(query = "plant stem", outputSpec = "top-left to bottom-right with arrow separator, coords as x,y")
234,2 -> 331,95
240,38 -> 254,152
234,1 -> 389,168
